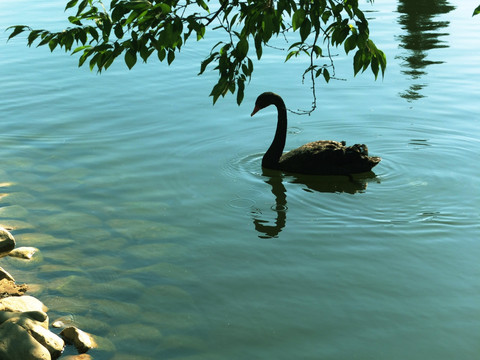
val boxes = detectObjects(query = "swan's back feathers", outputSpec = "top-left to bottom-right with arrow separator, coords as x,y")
278,140 -> 381,175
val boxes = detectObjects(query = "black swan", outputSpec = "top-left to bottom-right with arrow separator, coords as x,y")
251,92 -> 381,175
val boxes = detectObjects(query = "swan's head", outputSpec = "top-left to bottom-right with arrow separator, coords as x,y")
251,92 -> 281,116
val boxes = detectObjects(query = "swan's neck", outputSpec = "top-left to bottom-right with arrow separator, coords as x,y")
263,98 -> 287,169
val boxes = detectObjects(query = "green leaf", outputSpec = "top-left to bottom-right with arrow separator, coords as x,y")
262,14 -> 274,41
196,0 -> 209,11
114,24 -> 124,39
322,10 -> 331,24
76,28 -> 87,45
78,48 -> 93,67
61,31 -> 75,51
235,38 -> 249,60
300,18 -> 311,42
377,49 -> 387,77
157,47 -> 166,61
353,49 -> 363,75
196,25 -> 206,41
473,5 -> 480,16
167,49 -> 175,65
65,0 -> 78,11
140,44 -> 153,62
313,45 -> 322,57
48,39 -> 58,52
27,30 -> 42,46
76,0 -> 88,16
68,16 -> 82,25
254,35 -> 263,60
111,5 -> 126,23
89,52 -> 100,71
88,27 -> 99,42
72,45 -> 91,54
344,34 -> 356,54
156,3 -> 171,14
285,50 -> 298,62
292,9 -> 306,31
371,55 -> 379,79
236,79 -> 245,105
125,10 -> 139,26
199,53 -> 216,74
7,25 -> 30,41
125,49 -> 137,69
323,68 -> 330,82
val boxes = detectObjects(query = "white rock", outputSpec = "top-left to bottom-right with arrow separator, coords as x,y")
19,317 -> 64,358
60,326 -> 97,353
8,246 -> 39,260
0,295 -> 48,313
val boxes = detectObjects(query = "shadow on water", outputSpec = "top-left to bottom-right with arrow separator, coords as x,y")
396,0 -> 455,101
251,169 -> 378,239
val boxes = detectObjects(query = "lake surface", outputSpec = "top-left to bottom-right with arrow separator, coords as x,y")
1,0 -> 479,359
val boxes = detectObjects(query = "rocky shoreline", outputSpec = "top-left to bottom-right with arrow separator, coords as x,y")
0,227 -> 98,360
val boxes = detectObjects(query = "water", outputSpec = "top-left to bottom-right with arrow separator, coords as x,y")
1,0 -> 479,359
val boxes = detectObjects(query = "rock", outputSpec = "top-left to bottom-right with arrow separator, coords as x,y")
0,310 -> 47,325
0,295 -> 48,313
60,326 -> 97,353
0,266 -> 16,282
0,279 -> 28,298
19,317 -> 64,358
0,228 -> 15,256
8,247 -> 38,260
0,319 -> 51,360
51,320 -> 65,328
61,355 -> 93,360
0,311 -> 64,359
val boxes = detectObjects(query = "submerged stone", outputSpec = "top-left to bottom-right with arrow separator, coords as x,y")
0,219 -> 35,232
52,314 -> 110,333
91,299 -> 141,318
107,219 -> 188,240
15,233 -> 74,248
161,334 -> 207,353
112,323 -> 162,341
0,205 -> 29,218
125,242 -> 186,261
49,275 -> 93,297
8,247 -> 39,260
43,296 -> 88,315
127,262 -> 195,281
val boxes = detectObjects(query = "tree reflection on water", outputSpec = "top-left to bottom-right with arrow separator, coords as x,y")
396,0 -> 455,101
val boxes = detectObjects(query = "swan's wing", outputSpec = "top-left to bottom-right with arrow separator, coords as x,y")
279,140 -> 380,175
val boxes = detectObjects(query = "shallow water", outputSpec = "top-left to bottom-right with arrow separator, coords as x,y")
1,0 -> 479,359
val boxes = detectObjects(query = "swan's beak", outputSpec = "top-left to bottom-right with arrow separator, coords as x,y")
251,105 -> 260,116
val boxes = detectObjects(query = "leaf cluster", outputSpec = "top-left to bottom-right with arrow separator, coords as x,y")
474,5 -> 480,16
8,0 -> 386,107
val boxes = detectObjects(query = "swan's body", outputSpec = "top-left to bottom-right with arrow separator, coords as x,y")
251,92 -> 381,175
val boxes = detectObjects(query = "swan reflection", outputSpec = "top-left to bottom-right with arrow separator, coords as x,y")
252,169 -> 377,239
